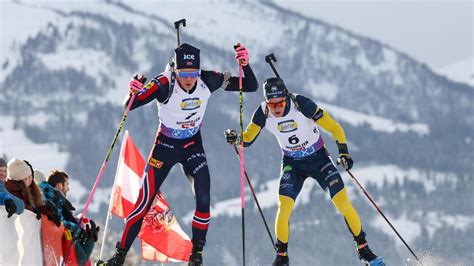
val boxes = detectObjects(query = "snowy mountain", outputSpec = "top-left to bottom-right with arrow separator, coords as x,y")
435,57 -> 474,87
1,1 -> 473,265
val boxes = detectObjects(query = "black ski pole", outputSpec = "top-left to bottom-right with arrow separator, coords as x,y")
347,170 -> 422,264
233,145 -> 276,250
235,51 -> 246,266
174,19 -> 186,46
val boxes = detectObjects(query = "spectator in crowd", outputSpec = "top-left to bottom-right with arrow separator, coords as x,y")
0,159 -> 7,181
41,169 -> 99,264
40,170 -> 75,229
34,170 -> 46,183
5,158 -> 42,219
0,158 -> 25,217
74,216 -> 100,264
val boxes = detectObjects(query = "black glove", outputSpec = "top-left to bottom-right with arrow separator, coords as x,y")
224,129 -> 240,145
33,207 -> 42,220
86,220 -> 100,242
4,199 -> 17,218
78,228 -> 88,244
337,154 -> 354,171
336,142 -> 354,170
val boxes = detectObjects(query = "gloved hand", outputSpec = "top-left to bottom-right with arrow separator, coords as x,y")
77,228 -> 88,244
33,207 -> 42,220
4,199 -> 17,218
336,142 -> 354,170
85,219 -> 100,242
129,74 -> 147,94
234,43 -> 249,66
224,129 -> 240,145
337,154 -> 354,171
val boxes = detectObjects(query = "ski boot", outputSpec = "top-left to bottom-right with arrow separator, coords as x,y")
188,239 -> 205,266
104,242 -> 128,266
354,231 -> 385,266
272,240 -> 289,266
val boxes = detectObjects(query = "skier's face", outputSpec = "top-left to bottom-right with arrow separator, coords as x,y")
267,97 -> 287,117
0,166 -> 6,181
176,68 -> 199,91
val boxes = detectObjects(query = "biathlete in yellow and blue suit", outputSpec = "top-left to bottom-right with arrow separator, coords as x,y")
225,77 -> 384,266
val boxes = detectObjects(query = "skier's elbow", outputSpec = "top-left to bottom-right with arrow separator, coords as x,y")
244,80 -> 259,92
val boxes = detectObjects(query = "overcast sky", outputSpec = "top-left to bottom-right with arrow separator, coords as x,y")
275,0 -> 473,69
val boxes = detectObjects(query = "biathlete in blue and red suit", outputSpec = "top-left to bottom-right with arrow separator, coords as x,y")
105,43 -> 258,266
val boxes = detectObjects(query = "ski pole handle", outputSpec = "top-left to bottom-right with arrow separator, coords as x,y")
174,18 -> 186,29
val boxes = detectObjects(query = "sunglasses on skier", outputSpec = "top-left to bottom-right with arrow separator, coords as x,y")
266,100 -> 286,109
177,70 -> 199,78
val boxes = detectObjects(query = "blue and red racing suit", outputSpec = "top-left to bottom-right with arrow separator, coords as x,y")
119,66 -> 258,250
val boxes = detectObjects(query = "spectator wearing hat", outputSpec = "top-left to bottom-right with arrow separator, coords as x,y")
5,158 -> 43,219
0,158 -> 25,217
